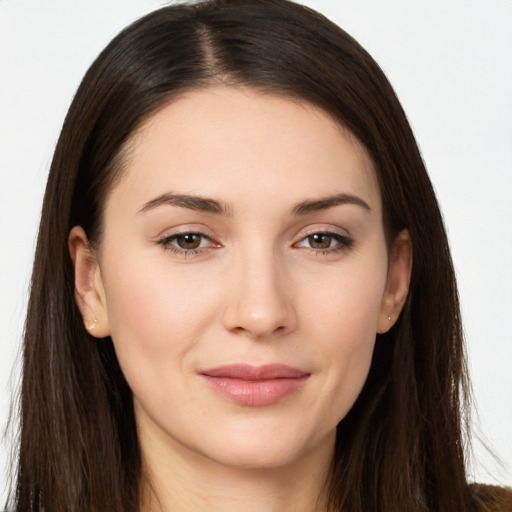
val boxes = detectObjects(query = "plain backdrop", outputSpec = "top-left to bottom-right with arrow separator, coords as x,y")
1,0 -> 511,501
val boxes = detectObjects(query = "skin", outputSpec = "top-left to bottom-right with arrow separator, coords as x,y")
69,87 -> 412,512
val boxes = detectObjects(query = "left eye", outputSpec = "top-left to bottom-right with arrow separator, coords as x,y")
296,232 -> 352,251
173,233 -> 206,249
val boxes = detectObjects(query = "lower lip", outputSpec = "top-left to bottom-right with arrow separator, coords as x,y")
202,375 -> 309,406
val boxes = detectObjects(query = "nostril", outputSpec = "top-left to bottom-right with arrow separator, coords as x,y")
220,273 -> 297,338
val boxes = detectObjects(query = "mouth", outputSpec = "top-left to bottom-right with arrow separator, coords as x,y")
200,364 -> 310,406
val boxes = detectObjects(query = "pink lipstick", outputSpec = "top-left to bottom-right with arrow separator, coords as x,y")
200,364 -> 310,406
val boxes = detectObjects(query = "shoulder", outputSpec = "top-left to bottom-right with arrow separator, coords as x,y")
469,483 -> 512,512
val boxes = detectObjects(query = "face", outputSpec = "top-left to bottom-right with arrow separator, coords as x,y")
71,87 -> 411,472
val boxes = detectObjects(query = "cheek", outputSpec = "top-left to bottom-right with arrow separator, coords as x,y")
298,256 -> 387,416
300,252 -> 387,345
100,253 -> 220,386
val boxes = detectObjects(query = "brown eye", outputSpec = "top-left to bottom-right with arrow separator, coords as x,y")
158,232 -> 213,253
175,233 -> 202,249
296,231 -> 354,254
307,233 -> 333,249
158,231 -> 220,255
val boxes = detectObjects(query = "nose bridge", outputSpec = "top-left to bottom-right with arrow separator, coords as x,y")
222,239 -> 296,338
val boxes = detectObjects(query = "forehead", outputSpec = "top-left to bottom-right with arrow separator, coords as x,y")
107,86 -> 381,217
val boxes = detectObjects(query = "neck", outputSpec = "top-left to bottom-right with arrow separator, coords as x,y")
138,428 -> 335,512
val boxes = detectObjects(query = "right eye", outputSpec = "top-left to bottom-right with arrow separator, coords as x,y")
157,232 -> 217,255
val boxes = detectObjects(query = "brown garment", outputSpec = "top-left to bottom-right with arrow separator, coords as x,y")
470,483 -> 512,512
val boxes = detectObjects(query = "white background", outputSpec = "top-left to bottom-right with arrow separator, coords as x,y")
1,0 -> 511,501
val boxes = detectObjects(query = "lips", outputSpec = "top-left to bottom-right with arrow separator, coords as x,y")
200,364 -> 310,406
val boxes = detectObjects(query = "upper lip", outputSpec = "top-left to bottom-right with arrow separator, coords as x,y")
201,364 -> 309,380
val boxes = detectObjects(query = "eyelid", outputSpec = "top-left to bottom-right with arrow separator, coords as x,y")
293,228 -> 354,253
156,228 -> 221,256
160,231 -> 213,245
155,223 -> 218,243
295,226 -> 352,242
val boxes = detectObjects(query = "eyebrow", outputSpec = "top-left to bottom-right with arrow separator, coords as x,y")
138,191 -> 371,216
138,193 -> 232,215
291,193 -> 371,215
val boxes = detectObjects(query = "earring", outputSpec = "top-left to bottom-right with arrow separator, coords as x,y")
387,315 -> 392,322
86,318 -> 98,331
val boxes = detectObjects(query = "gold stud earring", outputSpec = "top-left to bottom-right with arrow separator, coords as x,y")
86,318 -> 98,331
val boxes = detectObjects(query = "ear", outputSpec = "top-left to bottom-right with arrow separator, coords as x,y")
377,229 -> 412,333
68,226 -> 111,338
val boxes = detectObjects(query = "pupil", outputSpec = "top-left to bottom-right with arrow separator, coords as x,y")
177,234 -> 201,249
310,234 -> 331,249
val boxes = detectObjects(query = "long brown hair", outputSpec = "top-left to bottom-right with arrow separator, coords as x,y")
10,1 -> 475,510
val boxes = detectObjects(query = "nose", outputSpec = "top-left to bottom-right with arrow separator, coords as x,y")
221,249 -> 297,339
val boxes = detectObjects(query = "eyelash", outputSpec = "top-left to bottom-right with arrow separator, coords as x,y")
157,230 -> 354,257
157,231 -> 216,257
295,230 -> 354,255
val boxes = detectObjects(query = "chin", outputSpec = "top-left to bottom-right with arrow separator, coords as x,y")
206,441 -> 308,470
194,421 -> 333,471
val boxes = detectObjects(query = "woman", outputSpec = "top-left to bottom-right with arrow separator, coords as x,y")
5,0 -> 511,511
